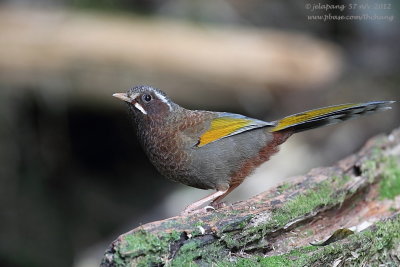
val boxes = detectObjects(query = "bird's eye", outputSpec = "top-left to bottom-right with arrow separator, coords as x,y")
142,94 -> 152,103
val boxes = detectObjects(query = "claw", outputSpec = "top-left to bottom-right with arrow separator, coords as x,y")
211,201 -> 227,209
180,205 -> 216,216
204,205 -> 215,212
180,189 -> 229,215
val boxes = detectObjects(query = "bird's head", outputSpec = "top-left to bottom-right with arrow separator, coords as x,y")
113,85 -> 177,122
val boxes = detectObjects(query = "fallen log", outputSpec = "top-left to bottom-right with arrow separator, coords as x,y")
102,126 -> 400,266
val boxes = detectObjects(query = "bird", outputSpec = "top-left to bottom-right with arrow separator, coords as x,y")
113,85 -> 394,214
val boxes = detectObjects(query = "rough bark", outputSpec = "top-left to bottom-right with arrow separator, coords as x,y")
102,127 -> 400,266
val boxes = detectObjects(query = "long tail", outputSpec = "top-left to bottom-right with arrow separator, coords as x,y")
270,101 -> 395,133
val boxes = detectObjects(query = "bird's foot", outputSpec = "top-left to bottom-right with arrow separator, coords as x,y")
180,202 -> 227,216
211,201 -> 227,209
181,205 -> 214,216
180,189 -> 229,216
203,205 -> 215,212
181,206 -> 205,216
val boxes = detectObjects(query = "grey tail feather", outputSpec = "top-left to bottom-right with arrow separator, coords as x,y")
283,100 -> 395,134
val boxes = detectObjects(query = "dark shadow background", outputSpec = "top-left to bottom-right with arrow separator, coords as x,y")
0,0 -> 399,266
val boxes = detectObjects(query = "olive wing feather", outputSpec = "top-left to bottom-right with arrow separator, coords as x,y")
196,113 -> 273,147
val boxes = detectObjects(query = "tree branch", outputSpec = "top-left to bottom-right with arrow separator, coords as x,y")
101,127 -> 400,266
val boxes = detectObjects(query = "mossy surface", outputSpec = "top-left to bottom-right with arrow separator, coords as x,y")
171,241 -> 229,266
267,179 -> 346,229
217,215 -> 400,266
305,215 -> 400,266
111,229 -> 182,266
111,228 -> 228,266
259,174 -> 350,232
359,146 -> 400,199
110,164 -> 399,266
106,136 -> 400,266
170,240 -> 202,266
219,174 -> 350,251
361,146 -> 387,182
276,182 -> 294,193
379,157 -> 400,199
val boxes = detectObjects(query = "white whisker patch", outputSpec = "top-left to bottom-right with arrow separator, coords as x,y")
154,91 -> 172,111
134,103 -> 147,115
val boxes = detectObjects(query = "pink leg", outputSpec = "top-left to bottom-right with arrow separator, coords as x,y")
182,189 -> 228,215
211,183 -> 240,207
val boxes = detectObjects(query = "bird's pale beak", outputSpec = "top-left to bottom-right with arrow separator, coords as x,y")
112,93 -> 131,103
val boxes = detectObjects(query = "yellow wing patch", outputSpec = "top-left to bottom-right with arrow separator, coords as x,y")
271,103 -> 357,132
197,117 -> 253,147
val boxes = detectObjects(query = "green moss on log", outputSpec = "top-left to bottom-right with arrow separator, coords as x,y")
218,214 -> 400,266
378,157 -> 400,200
110,229 -> 182,266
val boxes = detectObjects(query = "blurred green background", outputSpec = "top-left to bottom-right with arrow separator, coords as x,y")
0,0 -> 399,266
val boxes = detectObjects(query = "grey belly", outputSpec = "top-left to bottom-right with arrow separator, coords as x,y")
184,128 -> 271,190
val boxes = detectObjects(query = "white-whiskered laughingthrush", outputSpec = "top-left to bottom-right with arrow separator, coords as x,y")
113,85 -> 394,214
